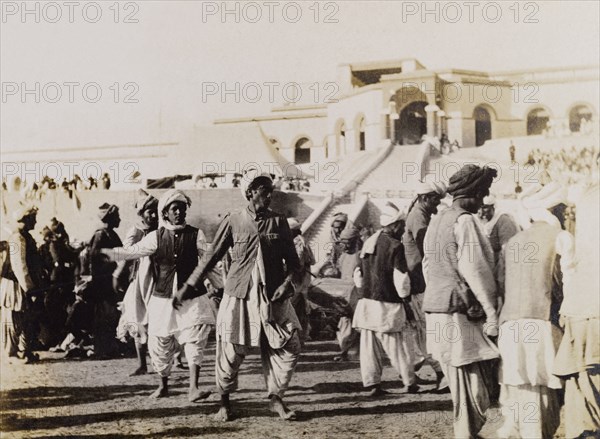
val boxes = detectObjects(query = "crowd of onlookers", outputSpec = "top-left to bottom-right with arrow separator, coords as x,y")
525,145 -> 600,185
2,173 -> 113,202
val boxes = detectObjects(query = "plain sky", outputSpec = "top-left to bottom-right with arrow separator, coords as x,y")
1,0 -> 599,152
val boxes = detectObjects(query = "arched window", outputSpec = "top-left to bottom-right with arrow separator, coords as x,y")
355,115 -> 367,151
473,106 -> 492,146
294,137 -> 312,164
569,104 -> 594,133
527,107 -> 550,135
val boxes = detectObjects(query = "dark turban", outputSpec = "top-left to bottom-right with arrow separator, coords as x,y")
50,217 -> 66,235
98,203 -> 119,222
447,165 -> 497,199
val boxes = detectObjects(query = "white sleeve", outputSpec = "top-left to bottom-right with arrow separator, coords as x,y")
454,215 -> 498,325
393,268 -> 410,298
106,231 -> 158,261
353,266 -> 363,288
555,230 -> 577,271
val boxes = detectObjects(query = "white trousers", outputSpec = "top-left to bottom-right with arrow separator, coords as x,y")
498,384 -> 560,439
148,323 -> 211,377
359,329 -> 416,387
216,330 -> 301,397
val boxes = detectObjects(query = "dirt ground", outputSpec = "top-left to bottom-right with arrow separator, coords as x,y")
0,340 -> 565,438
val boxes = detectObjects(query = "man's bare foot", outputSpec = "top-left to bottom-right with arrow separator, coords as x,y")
406,383 -> 420,394
367,386 -> 389,397
213,405 -> 233,422
333,353 -> 348,362
149,386 -> 168,399
188,389 -> 211,402
129,367 -> 148,376
269,395 -> 297,420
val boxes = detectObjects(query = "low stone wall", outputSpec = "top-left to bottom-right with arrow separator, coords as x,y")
1,189 -> 325,243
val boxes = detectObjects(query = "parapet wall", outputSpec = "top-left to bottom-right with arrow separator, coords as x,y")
1,189 -> 325,244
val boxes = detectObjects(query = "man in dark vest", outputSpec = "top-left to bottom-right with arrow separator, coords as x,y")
180,172 -> 302,422
104,190 -> 215,402
422,164 -> 500,439
352,204 -> 419,396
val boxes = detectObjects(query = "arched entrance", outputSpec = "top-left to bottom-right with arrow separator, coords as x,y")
294,137 -> 312,164
474,106 -> 492,146
569,104 -> 594,133
389,86 -> 430,145
398,101 -> 427,144
527,107 -> 550,135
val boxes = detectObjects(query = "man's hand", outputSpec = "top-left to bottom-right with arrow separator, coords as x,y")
271,281 -> 294,303
172,291 -> 183,310
173,284 -> 197,310
484,321 -> 499,338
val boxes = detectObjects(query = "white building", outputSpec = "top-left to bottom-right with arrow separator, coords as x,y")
214,59 -> 599,164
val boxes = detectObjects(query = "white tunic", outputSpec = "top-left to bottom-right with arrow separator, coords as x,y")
216,244 -> 300,349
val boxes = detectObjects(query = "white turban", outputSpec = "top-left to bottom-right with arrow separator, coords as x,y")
521,182 -> 567,210
158,189 -> 191,215
380,203 -> 405,227
520,182 -> 567,227
415,177 -> 447,196
482,195 -> 496,206
135,189 -> 158,215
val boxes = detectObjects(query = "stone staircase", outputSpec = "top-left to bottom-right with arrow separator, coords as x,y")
310,149 -> 381,194
356,144 -> 428,198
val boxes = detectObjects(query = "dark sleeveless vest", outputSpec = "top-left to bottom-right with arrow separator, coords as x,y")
360,232 -> 405,303
153,225 -> 199,298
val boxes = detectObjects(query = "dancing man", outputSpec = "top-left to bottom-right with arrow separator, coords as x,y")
104,190 -> 215,401
180,172 -> 303,421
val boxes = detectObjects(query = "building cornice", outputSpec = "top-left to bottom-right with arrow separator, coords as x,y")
214,113 -> 327,124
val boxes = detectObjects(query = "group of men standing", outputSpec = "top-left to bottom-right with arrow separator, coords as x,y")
2,165 -> 598,438
327,163 -> 598,438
